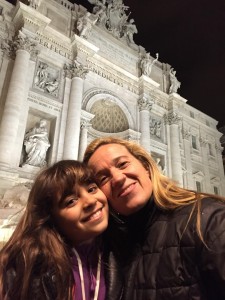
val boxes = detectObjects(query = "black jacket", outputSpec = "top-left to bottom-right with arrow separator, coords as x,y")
105,196 -> 225,300
5,250 -> 123,300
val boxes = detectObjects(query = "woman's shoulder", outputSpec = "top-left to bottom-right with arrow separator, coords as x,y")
201,196 -> 225,215
195,197 -> 225,246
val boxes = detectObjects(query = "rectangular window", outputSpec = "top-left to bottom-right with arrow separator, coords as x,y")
192,135 -> 197,149
214,186 -> 219,195
208,143 -> 214,156
196,181 -> 201,192
190,112 -> 194,118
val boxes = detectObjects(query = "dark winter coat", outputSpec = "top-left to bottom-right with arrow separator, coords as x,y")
105,196 -> 225,300
5,250 -> 123,300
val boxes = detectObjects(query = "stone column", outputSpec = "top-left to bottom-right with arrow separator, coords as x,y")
78,120 -> 90,161
0,31 -> 37,167
182,126 -> 194,189
199,136 -> 211,192
138,96 -> 153,152
62,60 -> 89,160
164,112 -> 183,186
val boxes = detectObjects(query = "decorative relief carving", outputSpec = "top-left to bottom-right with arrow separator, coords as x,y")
150,118 -> 162,138
64,60 -> 89,79
34,61 -> 60,98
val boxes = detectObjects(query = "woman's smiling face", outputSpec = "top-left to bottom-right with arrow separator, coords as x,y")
52,182 -> 108,246
88,143 -> 153,216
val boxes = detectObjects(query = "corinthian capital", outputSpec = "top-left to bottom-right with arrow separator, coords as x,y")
164,112 -> 182,125
13,30 -> 38,54
138,97 -> 153,111
64,60 -> 89,79
199,136 -> 208,147
182,127 -> 191,140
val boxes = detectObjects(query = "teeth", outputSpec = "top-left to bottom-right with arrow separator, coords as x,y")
88,210 -> 101,221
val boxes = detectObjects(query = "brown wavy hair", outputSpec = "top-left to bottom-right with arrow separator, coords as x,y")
0,160 -> 97,300
83,136 -> 225,243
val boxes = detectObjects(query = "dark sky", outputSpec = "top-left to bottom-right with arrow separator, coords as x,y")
71,0 -> 225,128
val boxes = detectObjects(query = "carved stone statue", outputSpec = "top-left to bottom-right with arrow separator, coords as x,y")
23,119 -> 50,167
88,0 -> 137,46
169,67 -> 181,94
28,0 -> 42,9
140,53 -> 159,77
124,18 -> 137,45
77,12 -> 95,38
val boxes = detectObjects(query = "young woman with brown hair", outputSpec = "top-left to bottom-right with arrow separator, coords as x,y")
0,160 -> 122,300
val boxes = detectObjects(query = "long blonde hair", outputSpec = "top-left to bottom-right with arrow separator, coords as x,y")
83,137 -> 225,242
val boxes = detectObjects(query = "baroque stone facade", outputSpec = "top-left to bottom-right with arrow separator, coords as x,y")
0,0 -> 224,236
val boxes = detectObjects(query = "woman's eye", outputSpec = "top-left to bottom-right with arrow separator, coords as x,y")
88,184 -> 98,193
65,197 -> 78,207
98,175 -> 108,185
118,161 -> 128,168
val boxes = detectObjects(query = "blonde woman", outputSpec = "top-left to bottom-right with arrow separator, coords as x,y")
84,137 -> 225,300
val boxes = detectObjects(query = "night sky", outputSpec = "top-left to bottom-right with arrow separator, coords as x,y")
72,0 -> 225,128
6,0 -> 225,128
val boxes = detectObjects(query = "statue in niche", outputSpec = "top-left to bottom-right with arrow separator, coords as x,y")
169,67 -> 181,94
140,52 -> 159,77
23,119 -> 50,167
155,121 -> 161,138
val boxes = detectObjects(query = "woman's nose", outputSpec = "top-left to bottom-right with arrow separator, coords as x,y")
83,193 -> 97,209
111,169 -> 126,186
